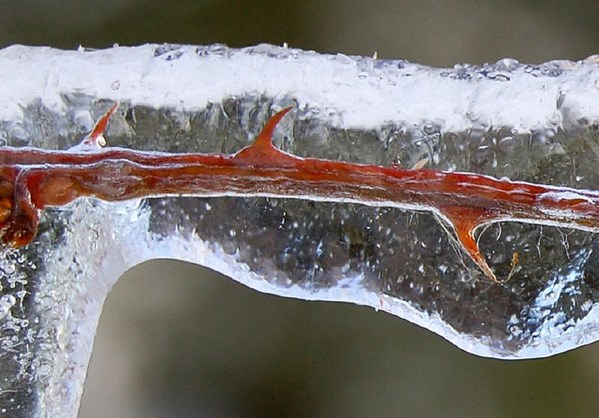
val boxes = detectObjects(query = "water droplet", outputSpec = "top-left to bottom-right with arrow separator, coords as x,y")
495,58 -> 520,72
466,111 -> 480,122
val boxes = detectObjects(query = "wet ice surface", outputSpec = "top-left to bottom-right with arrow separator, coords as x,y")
0,44 -> 599,417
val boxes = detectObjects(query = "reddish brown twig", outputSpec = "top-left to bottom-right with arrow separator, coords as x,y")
2,106 -> 598,281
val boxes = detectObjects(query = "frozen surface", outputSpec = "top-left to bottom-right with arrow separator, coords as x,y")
0,44 -> 599,417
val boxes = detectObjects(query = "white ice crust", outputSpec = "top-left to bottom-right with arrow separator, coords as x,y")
0,44 -> 598,132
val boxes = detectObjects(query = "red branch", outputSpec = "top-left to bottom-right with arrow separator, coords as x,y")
1,106 -> 598,281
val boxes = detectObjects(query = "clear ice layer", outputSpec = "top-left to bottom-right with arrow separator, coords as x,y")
0,44 -> 598,417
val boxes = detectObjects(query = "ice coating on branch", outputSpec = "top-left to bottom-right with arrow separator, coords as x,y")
0,44 -> 599,417
1,44 -> 598,132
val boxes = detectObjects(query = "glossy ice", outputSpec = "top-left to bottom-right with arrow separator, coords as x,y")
0,44 -> 598,417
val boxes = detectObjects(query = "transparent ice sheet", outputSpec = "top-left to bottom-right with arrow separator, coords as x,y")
0,44 -> 599,417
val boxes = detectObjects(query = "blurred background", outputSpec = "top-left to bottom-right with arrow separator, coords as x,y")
1,1 -> 598,417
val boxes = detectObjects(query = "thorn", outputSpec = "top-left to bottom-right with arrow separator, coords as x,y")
233,107 -> 296,166
411,157 -> 429,170
441,206 -> 500,282
79,103 -> 119,148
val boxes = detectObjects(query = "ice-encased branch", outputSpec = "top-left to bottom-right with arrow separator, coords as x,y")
0,44 -> 599,418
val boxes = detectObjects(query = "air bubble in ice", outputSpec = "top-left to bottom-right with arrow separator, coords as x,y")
0,295 -> 16,320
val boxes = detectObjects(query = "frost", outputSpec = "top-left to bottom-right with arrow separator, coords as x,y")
0,44 -> 599,417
